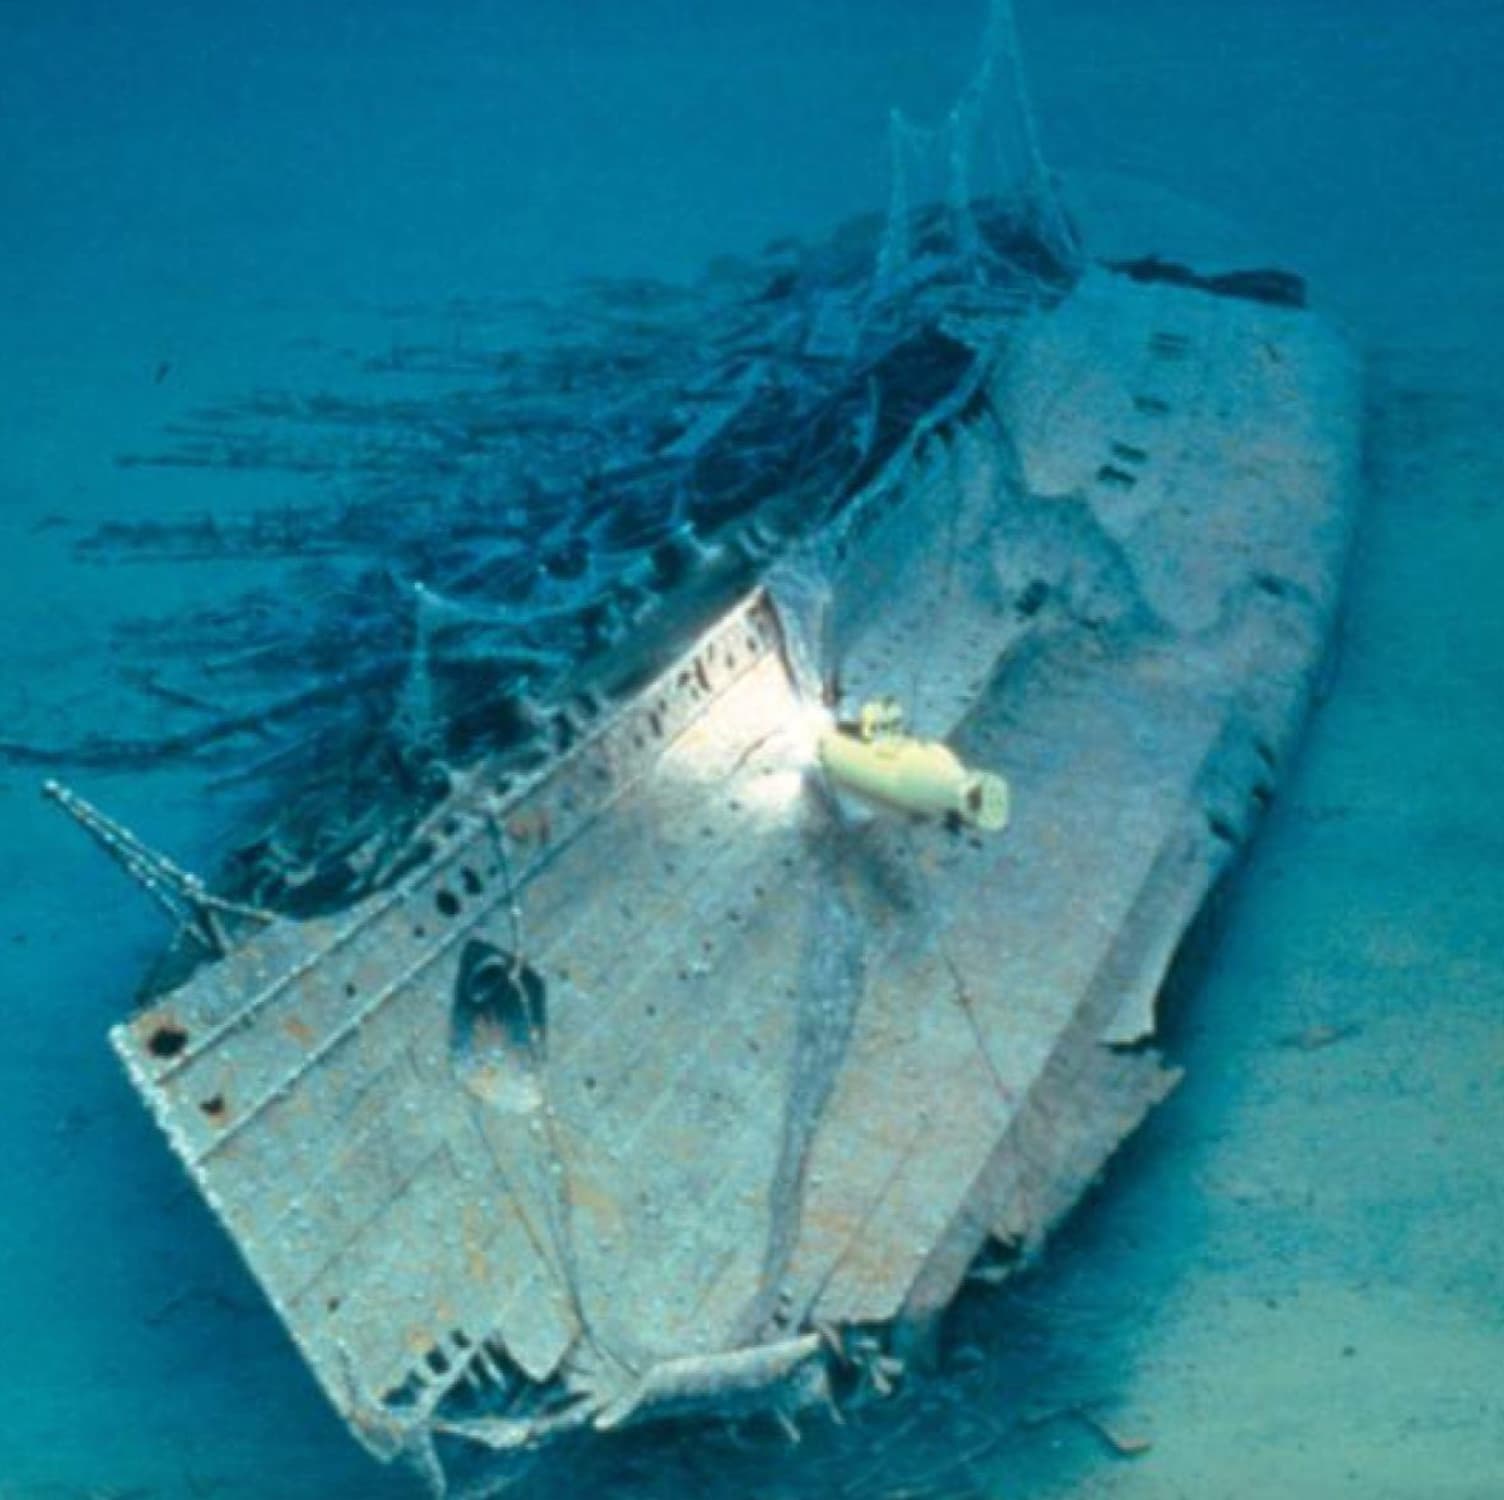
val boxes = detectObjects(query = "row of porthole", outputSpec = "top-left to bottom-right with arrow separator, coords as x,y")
627,629 -> 767,752
419,863 -> 490,936
146,1025 -> 231,1132
1098,397 -> 1166,489
151,848 -> 503,1115
388,621 -> 776,945
192,860 -> 502,1123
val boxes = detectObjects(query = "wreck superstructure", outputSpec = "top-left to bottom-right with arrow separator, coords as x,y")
46,6 -> 1360,1495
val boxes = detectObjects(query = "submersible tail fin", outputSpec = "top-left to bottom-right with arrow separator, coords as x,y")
42,779 -> 273,955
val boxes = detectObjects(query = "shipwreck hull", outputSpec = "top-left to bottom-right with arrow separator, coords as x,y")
108,265 -> 1360,1492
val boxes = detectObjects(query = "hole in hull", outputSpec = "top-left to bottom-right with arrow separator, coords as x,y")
1096,463 -> 1138,490
146,1023 -> 188,1059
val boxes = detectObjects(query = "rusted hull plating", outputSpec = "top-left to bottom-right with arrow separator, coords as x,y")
109,268 -> 1360,1493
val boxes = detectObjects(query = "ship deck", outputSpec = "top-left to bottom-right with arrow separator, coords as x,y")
109,266 -> 1360,1486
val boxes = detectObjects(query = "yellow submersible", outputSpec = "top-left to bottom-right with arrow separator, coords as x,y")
816,696 -> 1009,832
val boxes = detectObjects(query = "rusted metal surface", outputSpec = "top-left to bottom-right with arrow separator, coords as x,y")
103,266 -> 1359,1494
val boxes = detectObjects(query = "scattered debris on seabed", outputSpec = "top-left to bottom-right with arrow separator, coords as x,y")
454,1272 -> 1156,1500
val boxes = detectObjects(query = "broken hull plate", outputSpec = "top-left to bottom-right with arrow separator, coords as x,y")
109,267 -> 1360,1491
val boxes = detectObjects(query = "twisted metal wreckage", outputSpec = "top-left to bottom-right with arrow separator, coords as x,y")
44,5 -> 1360,1494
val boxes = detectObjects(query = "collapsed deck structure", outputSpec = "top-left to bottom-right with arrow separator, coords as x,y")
48,6 -> 1360,1495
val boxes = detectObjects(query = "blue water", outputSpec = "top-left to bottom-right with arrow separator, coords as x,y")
2,2 -> 1501,1495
